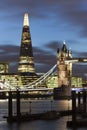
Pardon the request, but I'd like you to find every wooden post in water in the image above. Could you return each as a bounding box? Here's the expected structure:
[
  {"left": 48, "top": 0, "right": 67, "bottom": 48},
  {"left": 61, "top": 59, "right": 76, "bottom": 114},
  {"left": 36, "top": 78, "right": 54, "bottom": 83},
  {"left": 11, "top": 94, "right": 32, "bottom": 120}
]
[
  {"left": 78, "top": 91, "right": 81, "bottom": 107},
  {"left": 8, "top": 91, "right": 12, "bottom": 119},
  {"left": 72, "top": 90, "right": 76, "bottom": 127},
  {"left": 83, "top": 90, "right": 86, "bottom": 113},
  {"left": 16, "top": 88, "right": 20, "bottom": 117}
]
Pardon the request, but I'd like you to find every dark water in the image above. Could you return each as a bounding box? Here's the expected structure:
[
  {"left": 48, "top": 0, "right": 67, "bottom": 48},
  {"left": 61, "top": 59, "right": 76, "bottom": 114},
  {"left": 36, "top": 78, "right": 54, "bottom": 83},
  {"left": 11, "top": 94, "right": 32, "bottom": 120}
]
[{"left": 0, "top": 99, "right": 86, "bottom": 130}]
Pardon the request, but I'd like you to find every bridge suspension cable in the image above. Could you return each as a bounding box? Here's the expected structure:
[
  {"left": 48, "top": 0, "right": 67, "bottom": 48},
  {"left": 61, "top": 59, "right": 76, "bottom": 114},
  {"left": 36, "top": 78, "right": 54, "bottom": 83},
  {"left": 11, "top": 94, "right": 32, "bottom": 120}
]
[{"left": 22, "top": 64, "right": 57, "bottom": 89}]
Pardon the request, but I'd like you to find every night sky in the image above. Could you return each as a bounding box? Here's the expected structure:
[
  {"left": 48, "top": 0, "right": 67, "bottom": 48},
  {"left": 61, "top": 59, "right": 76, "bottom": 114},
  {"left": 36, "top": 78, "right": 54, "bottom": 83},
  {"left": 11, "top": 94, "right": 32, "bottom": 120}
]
[{"left": 0, "top": 0, "right": 87, "bottom": 78}]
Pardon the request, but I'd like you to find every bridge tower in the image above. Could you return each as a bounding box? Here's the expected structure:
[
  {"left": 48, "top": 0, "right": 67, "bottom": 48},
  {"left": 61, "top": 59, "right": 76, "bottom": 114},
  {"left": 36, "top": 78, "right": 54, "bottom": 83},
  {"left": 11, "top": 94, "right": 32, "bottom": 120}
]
[
  {"left": 18, "top": 13, "right": 35, "bottom": 73},
  {"left": 57, "top": 41, "right": 72, "bottom": 87}
]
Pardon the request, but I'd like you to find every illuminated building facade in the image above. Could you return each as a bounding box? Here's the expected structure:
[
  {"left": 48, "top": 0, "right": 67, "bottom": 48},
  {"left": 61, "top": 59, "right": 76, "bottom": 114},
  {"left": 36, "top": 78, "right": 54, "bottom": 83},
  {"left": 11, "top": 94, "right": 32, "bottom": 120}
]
[
  {"left": 0, "top": 74, "right": 21, "bottom": 89},
  {"left": 46, "top": 74, "right": 58, "bottom": 88},
  {"left": 71, "top": 76, "right": 82, "bottom": 87},
  {"left": 0, "top": 63, "right": 9, "bottom": 73},
  {"left": 18, "top": 13, "right": 35, "bottom": 73}
]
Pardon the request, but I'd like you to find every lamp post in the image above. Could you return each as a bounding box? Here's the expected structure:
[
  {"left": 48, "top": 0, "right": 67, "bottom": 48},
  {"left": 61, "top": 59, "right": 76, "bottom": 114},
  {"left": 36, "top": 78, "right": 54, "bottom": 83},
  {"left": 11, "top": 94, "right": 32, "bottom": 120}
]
[
  {"left": 50, "top": 100, "right": 53, "bottom": 111},
  {"left": 29, "top": 101, "right": 32, "bottom": 114}
]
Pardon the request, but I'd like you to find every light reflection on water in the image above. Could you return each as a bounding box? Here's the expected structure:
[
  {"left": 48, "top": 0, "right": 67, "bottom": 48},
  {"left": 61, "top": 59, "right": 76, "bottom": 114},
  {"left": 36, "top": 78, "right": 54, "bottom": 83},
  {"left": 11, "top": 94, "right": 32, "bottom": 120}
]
[{"left": 0, "top": 99, "right": 86, "bottom": 130}]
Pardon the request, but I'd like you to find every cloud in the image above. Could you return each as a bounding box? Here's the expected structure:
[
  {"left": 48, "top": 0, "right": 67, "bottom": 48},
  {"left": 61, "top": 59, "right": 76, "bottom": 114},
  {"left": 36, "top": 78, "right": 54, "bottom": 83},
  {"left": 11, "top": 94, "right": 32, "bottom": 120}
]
[
  {"left": 0, "top": 45, "right": 19, "bottom": 61},
  {"left": 0, "top": 41, "right": 86, "bottom": 79},
  {"left": 0, "top": 43, "right": 57, "bottom": 73},
  {"left": 33, "top": 44, "right": 57, "bottom": 73},
  {"left": 0, "top": 40, "right": 85, "bottom": 75},
  {"left": 44, "top": 41, "right": 62, "bottom": 51},
  {"left": 73, "top": 51, "right": 87, "bottom": 58}
]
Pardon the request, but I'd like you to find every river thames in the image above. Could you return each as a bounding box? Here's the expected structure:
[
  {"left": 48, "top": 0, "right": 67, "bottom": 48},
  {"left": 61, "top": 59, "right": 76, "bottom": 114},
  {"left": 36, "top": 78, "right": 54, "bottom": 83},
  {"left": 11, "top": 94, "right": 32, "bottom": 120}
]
[{"left": 0, "top": 98, "right": 86, "bottom": 130}]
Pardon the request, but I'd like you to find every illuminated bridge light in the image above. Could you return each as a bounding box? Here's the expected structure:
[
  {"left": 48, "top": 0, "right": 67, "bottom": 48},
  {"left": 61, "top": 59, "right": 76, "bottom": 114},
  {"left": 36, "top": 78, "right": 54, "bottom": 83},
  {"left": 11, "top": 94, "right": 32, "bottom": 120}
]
[
  {"left": 71, "top": 60, "right": 78, "bottom": 63},
  {"left": 71, "top": 88, "right": 81, "bottom": 92},
  {"left": 71, "top": 87, "right": 87, "bottom": 92},
  {"left": 83, "top": 59, "right": 87, "bottom": 62},
  {"left": 65, "top": 59, "right": 79, "bottom": 63}
]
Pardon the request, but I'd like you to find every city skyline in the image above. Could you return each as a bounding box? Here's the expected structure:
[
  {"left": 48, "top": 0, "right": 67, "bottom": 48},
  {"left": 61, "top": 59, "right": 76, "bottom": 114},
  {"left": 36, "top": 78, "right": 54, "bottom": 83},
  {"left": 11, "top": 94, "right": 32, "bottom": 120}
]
[{"left": 0, "top": 0, "right": 87, "bottom": 78}]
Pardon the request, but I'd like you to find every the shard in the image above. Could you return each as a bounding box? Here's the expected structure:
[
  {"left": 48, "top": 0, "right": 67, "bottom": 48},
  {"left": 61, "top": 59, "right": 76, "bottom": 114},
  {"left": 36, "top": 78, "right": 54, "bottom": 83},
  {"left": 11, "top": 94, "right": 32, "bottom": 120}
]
[{"left": 18, "top": 13, "right": 35, "bottom": 74}]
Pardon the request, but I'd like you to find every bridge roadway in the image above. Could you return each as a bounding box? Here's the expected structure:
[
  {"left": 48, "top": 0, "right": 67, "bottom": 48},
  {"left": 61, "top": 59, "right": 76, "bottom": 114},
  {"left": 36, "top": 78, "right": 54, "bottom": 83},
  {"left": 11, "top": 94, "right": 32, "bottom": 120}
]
[
  {"left": 0, "top": 87, "right": 54, "bottom": 99},
  {"left": 0, "top": 87, "right": 53, "bottom": 92},
  {"left": 65, "top": 57, "right": 87, "bottom": 63},
  {"left": 0, "top": 87, "right": 86, "bottom": 99}
]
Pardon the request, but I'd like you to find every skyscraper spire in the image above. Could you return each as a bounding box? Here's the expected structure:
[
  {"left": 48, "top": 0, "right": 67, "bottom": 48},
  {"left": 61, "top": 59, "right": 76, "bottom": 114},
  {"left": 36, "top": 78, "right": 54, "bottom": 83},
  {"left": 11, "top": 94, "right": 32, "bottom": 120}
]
[
  {"left": 23, "top": 13, "right": 29, "bottom": 26},
  {"left": 18, "top": 13, "right": 35, "bottom": 73}
]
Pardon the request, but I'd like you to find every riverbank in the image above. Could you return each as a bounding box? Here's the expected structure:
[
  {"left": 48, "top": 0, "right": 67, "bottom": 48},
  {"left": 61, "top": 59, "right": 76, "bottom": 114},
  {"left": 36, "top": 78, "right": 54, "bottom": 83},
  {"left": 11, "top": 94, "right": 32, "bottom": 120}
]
[{"left": 4, "top": 110, "right": 72, "bottom": 123}]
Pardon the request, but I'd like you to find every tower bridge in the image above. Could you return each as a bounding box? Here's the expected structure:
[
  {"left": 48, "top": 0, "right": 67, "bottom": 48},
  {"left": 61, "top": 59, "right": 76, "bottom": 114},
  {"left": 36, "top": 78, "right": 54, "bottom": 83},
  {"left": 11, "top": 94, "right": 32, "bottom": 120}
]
[{"left": 57, "top": 41, "right": 87, "bottom": 87}]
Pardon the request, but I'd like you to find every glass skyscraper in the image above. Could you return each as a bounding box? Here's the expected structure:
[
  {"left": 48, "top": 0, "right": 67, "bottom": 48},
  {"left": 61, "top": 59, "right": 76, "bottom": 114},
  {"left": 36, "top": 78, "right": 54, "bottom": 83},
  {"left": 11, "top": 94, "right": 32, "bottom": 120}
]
[{"left": 18, "top": 13, "right": 35, "bottom": 73}]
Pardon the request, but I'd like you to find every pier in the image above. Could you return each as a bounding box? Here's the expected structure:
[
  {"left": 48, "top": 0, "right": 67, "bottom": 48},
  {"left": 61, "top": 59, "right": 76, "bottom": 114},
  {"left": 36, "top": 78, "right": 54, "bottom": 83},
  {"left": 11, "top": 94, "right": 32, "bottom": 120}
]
[
  {"left": 5, "top": 89, "right": 61, "bottom": 123},
  {"left": 67, "top": 88, "right": 87, "bottom": 128}
]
